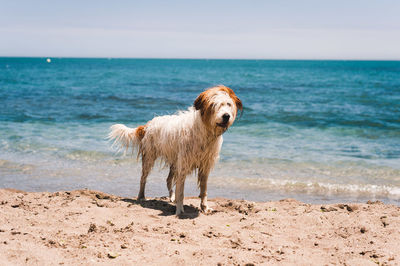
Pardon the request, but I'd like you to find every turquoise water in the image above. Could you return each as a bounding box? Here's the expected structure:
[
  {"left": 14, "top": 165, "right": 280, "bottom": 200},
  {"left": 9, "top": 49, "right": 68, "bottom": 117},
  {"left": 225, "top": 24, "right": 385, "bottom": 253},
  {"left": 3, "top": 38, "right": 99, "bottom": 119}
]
[{"left": 1, "top": 58, "right": 399, "bottom": 204}]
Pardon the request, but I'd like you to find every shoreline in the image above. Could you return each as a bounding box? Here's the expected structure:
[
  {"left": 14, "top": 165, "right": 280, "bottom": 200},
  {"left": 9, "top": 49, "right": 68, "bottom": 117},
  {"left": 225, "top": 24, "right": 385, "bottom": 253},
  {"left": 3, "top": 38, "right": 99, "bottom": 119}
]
[{"left": 1, "top": 188, "right": 399, "bottom": 265}]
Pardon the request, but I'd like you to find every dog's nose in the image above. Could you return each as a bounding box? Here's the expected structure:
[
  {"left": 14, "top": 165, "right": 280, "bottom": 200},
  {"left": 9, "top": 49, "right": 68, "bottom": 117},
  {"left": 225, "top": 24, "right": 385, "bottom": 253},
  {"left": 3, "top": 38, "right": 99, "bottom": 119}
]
[{"left": 222, "top": 113, "right": 230, "bottom": 123}]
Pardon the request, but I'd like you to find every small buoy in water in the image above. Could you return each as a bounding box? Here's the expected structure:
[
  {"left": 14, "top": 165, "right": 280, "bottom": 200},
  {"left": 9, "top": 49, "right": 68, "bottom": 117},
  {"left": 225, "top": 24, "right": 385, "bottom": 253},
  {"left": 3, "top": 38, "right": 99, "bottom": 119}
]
[{"left": 46, "top": 58, "right": 51, "bottom": 63}]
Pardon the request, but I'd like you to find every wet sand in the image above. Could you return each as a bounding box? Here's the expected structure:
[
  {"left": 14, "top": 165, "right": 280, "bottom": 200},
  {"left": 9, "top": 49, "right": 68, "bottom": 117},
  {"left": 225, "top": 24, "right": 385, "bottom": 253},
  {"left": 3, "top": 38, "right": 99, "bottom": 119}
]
[{"left": 0, "top": 188, "right": 399, "bottom": 265}]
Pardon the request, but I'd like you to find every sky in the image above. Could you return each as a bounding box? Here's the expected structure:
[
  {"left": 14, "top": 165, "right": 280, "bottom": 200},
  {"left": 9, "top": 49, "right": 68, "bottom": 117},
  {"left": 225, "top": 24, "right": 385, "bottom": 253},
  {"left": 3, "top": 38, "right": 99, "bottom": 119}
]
[{"left": 1, "top": 0, "right": 399, "bottom": 59}]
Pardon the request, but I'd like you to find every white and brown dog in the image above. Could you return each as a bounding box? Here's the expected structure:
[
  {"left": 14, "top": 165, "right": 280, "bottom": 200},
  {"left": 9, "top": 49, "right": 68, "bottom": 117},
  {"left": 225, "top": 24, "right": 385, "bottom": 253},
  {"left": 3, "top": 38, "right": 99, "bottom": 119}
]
[{"left": 109, "top": 85, "right": 242, "bottom": 215}]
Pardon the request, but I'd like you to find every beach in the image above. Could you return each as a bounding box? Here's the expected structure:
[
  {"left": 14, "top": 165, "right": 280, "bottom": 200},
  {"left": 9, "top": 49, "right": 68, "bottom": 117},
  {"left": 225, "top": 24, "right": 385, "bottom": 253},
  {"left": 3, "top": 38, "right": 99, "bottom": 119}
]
[
  {"left": 1, "top": 188, "right": 399, "bottom": 265},
  {"left": 2, "top": 0, "right": 400, "bottom": 264}
]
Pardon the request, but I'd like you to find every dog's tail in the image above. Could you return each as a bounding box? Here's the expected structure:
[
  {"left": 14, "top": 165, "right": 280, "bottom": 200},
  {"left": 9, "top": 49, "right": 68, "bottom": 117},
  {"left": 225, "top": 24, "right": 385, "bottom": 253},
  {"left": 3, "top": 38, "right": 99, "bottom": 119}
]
[{"left": 108, "top": 124, "right": 146, "bottom": 154}]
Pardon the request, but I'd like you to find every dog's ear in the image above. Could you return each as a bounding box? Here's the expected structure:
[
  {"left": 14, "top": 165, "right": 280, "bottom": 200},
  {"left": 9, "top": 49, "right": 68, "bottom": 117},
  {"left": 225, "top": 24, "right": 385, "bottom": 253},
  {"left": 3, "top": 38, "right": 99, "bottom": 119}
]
[
  {"left": 194, "top": 91, "right": 213, "bottom": 113},
  {"left": 231, "top": 93, "right": 242, "bottom": 113},
  {"left": 194, "top": 91, "right": 206, "bottom": 112}
]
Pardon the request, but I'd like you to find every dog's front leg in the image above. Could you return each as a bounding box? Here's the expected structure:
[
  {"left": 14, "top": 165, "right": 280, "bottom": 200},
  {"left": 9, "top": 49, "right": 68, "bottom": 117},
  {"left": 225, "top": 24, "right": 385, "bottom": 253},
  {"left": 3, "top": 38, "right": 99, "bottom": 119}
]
[
  {"left": 175, "top": 176, "right": 185, "bottom": 216},
  {"left": 198, "top": 169, "right": 213, "bottom": 214}
]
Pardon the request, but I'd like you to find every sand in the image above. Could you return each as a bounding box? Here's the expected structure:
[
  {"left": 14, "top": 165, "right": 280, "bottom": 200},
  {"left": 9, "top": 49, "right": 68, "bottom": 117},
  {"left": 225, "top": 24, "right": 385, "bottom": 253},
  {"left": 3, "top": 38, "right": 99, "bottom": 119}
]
[{"left": 0, "top": 188, "right": 399, "bottom": 265}]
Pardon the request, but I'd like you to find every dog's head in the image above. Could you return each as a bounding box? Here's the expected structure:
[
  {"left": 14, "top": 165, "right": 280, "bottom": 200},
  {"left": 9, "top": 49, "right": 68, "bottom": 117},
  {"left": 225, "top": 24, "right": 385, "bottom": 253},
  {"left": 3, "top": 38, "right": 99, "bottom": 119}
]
[{"left": 194, "top": 85, "right": 242, "bottom": 135}]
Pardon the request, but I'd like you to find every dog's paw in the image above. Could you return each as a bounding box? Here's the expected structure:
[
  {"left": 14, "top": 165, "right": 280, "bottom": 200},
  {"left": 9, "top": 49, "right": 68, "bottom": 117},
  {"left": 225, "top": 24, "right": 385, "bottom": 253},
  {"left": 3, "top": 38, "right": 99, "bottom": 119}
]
[
  {"left": 170, "top": 192, "right": 175, "bottom": 203},
  {"left": 175, "top": 206, "right": 185, "bottom": 216},
  {"left": 201, "top": 205, "right": 214, "bottom": 214}
]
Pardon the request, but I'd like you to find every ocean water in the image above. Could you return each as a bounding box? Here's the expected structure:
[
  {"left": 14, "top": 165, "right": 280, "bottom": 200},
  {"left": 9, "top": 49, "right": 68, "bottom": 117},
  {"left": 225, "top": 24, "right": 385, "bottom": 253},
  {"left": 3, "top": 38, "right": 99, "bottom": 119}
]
[{"left": 1, "top": 58, "right": 399, "bottom": 205}]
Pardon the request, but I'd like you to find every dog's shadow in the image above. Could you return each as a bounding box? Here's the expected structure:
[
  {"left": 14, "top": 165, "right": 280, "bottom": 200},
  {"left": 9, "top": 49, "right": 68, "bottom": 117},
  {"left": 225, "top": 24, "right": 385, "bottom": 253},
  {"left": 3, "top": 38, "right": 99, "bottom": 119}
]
[{"left": 121, "top": 198, "right": 200, "bottom": 219}]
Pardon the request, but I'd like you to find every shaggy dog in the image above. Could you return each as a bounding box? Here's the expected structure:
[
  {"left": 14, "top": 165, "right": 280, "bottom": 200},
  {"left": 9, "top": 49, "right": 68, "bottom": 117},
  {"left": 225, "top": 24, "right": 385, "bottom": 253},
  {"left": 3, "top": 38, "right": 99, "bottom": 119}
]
[{"left": 108, "top": 85, "right": 242, "bottom": 215}]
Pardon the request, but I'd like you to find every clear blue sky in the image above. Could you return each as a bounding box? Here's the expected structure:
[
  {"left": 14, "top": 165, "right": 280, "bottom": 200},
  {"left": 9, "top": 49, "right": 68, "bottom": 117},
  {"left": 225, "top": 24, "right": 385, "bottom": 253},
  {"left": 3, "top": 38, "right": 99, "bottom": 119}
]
[{"left": 1, "top": 0, "right": 399, "bottom": 59}]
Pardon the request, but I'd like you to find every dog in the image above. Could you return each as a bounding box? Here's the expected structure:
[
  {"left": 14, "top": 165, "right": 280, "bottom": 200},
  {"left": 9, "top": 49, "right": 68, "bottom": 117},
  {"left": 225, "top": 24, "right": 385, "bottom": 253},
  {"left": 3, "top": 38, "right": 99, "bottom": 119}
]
[{"left": 108, "top": 85, "right": 242, "bottom": 215}]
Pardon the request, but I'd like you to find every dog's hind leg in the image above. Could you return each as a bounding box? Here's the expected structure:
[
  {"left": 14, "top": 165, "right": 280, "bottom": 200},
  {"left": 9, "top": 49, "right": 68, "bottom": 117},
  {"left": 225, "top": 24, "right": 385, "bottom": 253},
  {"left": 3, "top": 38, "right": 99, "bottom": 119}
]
[
  {"left": 166, "top": 165, "right": 175, "bottom": 203},
  {"left": 138, "top": 153, "right": 156, "bottom": 200}
]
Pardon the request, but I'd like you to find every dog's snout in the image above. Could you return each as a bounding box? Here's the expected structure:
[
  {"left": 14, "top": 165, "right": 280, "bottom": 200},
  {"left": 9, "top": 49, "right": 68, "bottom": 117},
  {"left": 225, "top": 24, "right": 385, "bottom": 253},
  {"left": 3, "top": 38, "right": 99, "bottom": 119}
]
[{"left": 222, "top": 113, "right": 230, "bottom": 123}]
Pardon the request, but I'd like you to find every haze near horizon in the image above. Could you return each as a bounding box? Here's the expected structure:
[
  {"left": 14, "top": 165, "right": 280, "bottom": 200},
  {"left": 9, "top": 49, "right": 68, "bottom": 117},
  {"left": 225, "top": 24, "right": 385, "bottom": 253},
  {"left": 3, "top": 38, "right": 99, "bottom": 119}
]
[{"left": 1, "top": 0, "right": 399, "bottom": 60}]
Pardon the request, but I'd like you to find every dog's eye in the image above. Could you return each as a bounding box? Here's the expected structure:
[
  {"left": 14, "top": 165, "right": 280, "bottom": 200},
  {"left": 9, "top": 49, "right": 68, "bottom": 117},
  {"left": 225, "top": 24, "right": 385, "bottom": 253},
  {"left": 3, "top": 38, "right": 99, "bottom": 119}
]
[{"left": 227, "top": 103, "right": 232, "bottom": 107}]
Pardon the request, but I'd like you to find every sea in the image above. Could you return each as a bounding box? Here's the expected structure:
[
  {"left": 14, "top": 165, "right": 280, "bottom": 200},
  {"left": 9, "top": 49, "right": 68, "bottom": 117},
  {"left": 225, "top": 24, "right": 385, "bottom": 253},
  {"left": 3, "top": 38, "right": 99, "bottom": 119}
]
[{"left": 1, "top": 58, "right": 399, "bottom": 205}]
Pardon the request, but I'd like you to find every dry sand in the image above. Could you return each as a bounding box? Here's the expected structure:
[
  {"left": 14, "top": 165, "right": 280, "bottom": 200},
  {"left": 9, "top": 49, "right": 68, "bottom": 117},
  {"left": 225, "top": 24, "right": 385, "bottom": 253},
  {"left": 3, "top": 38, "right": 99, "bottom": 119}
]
[{"left": 0, "top": 188, "right": 399, "bottom": 265}]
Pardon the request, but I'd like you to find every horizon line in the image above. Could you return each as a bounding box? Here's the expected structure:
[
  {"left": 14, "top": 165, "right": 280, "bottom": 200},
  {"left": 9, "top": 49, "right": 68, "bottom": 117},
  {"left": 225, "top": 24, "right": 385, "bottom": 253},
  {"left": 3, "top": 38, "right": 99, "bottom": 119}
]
[{"left": 1, "top": 56, "right": 400, "bottom": 62}]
